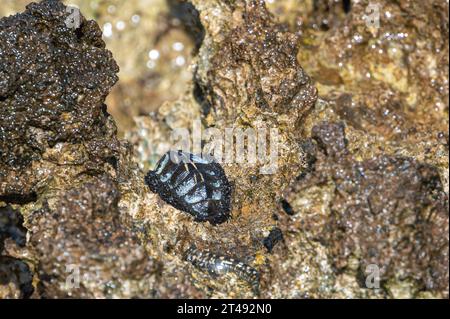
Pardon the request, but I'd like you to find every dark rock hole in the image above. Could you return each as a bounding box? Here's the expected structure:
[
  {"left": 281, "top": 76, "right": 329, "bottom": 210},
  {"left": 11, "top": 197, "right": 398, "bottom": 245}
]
[
  {"left": 167, "top": 0, "right": 205, "bottom": 52},
  {"left": 342, "top": 0, "right": 352, "bottom": 14}
]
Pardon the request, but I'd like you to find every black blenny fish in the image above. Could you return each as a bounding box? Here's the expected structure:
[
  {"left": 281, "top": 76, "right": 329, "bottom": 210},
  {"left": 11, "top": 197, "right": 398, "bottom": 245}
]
[
  {"left": 145, "top": 150, "right": 232, "bottom": 225},
  {"left": 184, "top": 245, "right": 260, "bottom": 296}
]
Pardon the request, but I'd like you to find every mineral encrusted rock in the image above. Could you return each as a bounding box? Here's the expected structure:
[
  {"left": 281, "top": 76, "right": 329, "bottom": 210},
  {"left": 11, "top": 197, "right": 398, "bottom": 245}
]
[
  {"left": 0, "top": 0, "right": 119, "bottom": 201},
  {"left": 0, "top": 0, "right": 448, "bottom": 299},
  {"left": 27, "top": 176, "right": 160, "bottom": 298},
  {"left": 281, "top": 122, "right": 449, "bottom": 297},
  {"left": 128, "top": 0, "right": 320, "bottom": 298},
  {"left": 0, "top": 0, "right": 201, "bottom": 299},
  {"left": 0, "top": 205, "right": 33, "bottom": 298}
]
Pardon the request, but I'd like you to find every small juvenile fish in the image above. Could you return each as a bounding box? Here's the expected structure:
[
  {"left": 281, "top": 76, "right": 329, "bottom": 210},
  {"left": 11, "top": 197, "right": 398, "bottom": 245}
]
[{"left": 184, "top": 245, "right": 260, "bottom": 295}]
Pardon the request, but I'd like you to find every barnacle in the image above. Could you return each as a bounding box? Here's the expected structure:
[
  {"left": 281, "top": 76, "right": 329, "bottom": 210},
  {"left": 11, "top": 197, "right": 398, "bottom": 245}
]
[
  {"left": 145, "top": 150, "right": 232, "bottom": 225},
  {"left": 184, "top": 245, "right": 260, "bottom": 296}
]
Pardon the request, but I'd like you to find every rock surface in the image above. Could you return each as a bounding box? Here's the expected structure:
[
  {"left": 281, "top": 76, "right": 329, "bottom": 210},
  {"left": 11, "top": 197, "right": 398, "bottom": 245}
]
[
  {"left": 0, "top": 0, "right": 448, "bottom": 299},
  {"left": 0, "top": 205, "right": 33, "bottom": 299},
  {"left": 0, "top": 0, "right": 120, "bottom": 201}
]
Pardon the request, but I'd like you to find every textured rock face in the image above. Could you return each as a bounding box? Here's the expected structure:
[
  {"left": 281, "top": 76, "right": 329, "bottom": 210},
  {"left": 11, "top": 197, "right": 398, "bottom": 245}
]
[
  {"left": 0, "top": 0, "right": 448, "bottom": 299},
  {"left": 0, "top": 0, "right": 204, "bottom": 299},
  {"left": 280, "top": 122, "right": 449, "bottom": 297},
  {"left": 0, "top": 0, "right": 119, "bottom": 200},
  {"left": 197, "top": 1, "right": 317, "bottom": 119},
  {"left": 193, "top": 1, "right": 318, "bottom": 216},
  {"left": 27, "top": 176, "right": 160, "bottom": 298},
  {"left": 171, "top": 0, "right": 319, "bottom": 264},
  {"left": 0, "top": 256, "right": 34, "bottom": 299},
  {"left": 0, "top": 205, "right": 33, "bottom": 299},
  {"left": 0, "top": 205, "right": 27, "bottom": 253}
]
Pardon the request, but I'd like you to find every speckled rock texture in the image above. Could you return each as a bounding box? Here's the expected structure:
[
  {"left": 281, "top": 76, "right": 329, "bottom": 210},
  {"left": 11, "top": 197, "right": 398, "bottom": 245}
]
[
  {"left": 126, "top": 0, "right": 320, "bottom": 298},
  {"left": 0, "top": 0, "right": 119, "bottom": 201},
  {"left": 0, "top": 0, "right": 202, "bottom": 299},
  {"left": 0, "top": 0, "right": 448, "bottom": 299},
  {"left": 27, "top": 176, "right": 161, "bottom": 298},
  {"left": 281, "top": 122, "right": 448, "bottom": 297},
  {"left": 0, "top": 205, "right": 33, "bottom": 299}
]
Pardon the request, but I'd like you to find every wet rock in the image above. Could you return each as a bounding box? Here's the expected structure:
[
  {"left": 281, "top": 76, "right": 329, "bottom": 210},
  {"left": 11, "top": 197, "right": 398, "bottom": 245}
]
[
  {"left": 125, "top": 0, "right": 320, "bottom": 297},
  {"left": 194, "top": 0, "right": 317, "bottom": 206},
  {"left": 0, "top": 256, "right": 34, "bottom": 299},
  {"left": 27, "top": 176, "right": 160, "bottom": 298},
  {"left": 283, "top": 122, "right": 449, "bottom": 297},
  {"left": 0, "top": 1, "right": 197, "bottom": 299},
  {"left": 1, "top": 0, "right": 448, "bottom": 299},
  {"left": 327, "top": 155, "right": 448, "bottom": 295},
  {"left": 0, "top": 205, "right": 27, "bottom": 252},
  {"left": 203, "top": 1, "right": 317, "bottom": 117},
  {"left": 311, "top": 121, "right": 348, "bottom": 158},
  {"left": 0, "top": 205, "right": 34, "bottom": 299},
  {"left": 0, "top": 0, "right": 119, "bottom": 200},
  {"left": 297, "top": 0, "right": 448, "bottom": 146},
  {"left": 193, "top": 0, "right": 318, "bottom": 134},
  {"left": 266, "top": 0, "right": 351, "bottom": 34}
]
